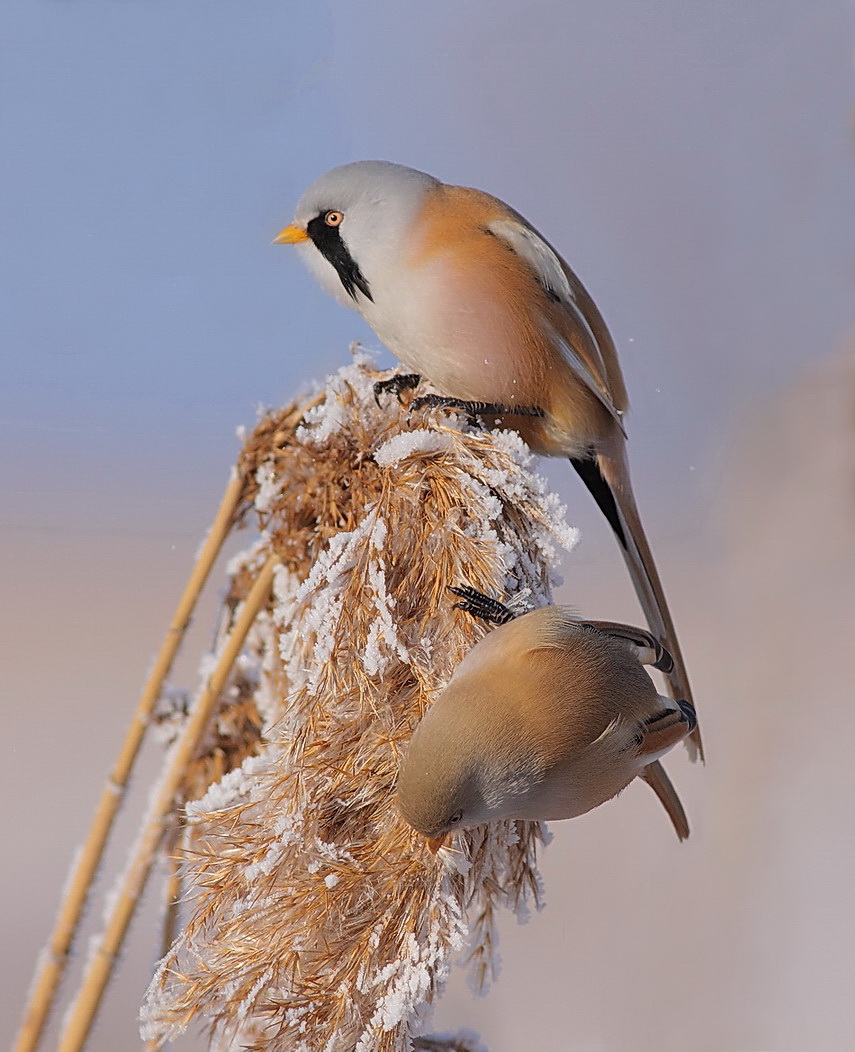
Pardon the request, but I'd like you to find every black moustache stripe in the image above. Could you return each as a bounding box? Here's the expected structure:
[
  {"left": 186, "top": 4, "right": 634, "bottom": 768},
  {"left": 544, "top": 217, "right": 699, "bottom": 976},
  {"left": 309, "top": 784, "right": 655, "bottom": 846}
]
[{"left": 306, "top": 215, "right": 373, "bottom": 302}]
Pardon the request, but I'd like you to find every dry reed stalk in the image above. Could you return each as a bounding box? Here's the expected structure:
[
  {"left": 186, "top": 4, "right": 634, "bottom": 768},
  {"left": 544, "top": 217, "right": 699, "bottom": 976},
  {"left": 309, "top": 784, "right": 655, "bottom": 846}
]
[
  {"left": 14, "top": 470, "right": 247, "bottom": 1052},
  {"left": 141, "top": 353, "right": 579, "bottom": 1051},
  {"left": 57, "top": 555, "right": 278, "bottom": 1051}
]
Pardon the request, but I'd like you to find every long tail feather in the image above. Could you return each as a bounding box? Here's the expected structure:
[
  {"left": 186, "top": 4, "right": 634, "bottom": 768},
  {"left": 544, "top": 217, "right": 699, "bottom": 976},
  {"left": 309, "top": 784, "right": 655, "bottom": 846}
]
[
  {"left": 571, "top": 443, "right": 703, "bottom": 761},
  {"left": 640, "top": 760, "right": 690, "bottom": 841}
]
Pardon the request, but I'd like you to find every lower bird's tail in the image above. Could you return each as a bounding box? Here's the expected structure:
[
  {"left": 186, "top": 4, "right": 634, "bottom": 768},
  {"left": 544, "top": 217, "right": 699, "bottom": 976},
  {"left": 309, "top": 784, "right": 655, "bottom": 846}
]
[{"left": 641, "top": 760, "right": 691, "bottom": 840}]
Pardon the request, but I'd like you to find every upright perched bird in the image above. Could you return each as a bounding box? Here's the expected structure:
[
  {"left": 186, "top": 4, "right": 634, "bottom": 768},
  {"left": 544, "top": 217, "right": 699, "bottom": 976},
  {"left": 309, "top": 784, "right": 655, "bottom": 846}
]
[
  {"left": 276, "top": 160, "right": 700, "bottom": 757},
  {"left": 395, "top": 602, "right": 697, "bottom": 848}
]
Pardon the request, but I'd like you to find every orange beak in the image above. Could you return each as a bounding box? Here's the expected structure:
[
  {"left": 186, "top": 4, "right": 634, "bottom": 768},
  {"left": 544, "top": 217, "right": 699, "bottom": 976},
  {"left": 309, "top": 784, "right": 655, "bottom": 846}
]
[
  {"left": 273, "top": 223, "right": 309, "bottom": 245},
  {"left": 426, "top": 835, "right": 447, "bottom": 854}
]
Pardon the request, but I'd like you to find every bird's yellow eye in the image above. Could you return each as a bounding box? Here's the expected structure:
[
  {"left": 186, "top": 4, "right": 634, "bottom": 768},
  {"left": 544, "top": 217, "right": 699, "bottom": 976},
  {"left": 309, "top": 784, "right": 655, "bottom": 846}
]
[
  {"left": 448, "top": 810, "right": 463, "bottom": 825},
  {"left": 324, "top": 210, "right": 344, "bottom": 227}
]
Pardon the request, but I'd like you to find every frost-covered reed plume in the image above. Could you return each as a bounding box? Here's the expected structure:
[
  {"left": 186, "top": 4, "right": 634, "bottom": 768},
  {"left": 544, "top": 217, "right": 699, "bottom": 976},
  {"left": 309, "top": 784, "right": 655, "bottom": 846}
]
[{"left": 141, "top": 353, "right": 578, "bottom": 1051}]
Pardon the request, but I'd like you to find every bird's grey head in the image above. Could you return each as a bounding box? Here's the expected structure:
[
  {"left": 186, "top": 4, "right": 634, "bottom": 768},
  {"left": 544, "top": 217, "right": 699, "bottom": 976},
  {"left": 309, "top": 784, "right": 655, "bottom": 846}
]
[{"left": 288, "top": 160, "right": 439, "bottom": 310}]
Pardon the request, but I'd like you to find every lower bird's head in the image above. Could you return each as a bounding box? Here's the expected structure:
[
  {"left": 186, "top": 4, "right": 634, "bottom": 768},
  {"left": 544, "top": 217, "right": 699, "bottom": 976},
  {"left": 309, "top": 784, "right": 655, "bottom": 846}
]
[
  {"left": 396, "top": 754, "right": 482, "bottom": 844},
  {"left": 396, "top": 692, "right": 546, "bottom": 848}
]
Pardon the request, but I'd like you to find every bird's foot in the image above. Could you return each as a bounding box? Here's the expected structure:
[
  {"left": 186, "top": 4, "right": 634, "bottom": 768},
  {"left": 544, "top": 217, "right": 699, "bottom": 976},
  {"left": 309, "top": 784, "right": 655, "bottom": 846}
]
[
  {"left": 448, "top": 585, "right": 517, "bottom": 625},
  {"left": 409, "top": 394, "right": 545, "bottom": 427},
  {"left": 373, "top": 372, "right": 422, "bottom": 407}
]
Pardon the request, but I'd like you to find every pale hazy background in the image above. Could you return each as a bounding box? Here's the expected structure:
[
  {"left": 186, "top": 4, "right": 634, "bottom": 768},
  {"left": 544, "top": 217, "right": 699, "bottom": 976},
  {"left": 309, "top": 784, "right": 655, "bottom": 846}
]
[{"left": 2, "top": 2, "right": 854, "bottom": 1049}]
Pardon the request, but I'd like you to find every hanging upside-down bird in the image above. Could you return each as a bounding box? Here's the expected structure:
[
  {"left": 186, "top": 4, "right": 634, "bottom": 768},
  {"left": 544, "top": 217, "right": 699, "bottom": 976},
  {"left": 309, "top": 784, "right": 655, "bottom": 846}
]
[
  {"left": 275, "top": 160, "right": 701, "bottom": 760},
  {"left": 395, "top": 588, "right": 697, "bottom": 848}
]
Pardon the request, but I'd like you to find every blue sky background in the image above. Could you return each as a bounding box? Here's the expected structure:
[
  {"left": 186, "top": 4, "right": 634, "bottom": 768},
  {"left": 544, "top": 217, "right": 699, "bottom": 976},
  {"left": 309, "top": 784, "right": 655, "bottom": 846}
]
[
  {"left": 3, "top": 0, "right": 852, "bottom": 538},
  {"left": 2, "top": 2, "right": 854, "bottom": 1049}
]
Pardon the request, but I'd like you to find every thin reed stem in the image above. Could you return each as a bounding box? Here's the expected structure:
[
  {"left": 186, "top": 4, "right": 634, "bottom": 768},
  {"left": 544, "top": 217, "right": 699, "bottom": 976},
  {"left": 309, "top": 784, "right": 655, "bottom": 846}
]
[
  {"left": 56, "top": 554, "right": 277, "bottom": 1052},
  {"left": 14, "top": 469, "right": 246, "bottom": 1052}
]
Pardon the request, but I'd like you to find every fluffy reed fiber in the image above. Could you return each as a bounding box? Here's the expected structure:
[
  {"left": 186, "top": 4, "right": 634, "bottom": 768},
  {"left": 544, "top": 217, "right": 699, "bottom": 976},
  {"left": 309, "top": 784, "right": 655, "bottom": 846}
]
[{"left": 141, "top": 352, "right": 578, "bottom": 1051}]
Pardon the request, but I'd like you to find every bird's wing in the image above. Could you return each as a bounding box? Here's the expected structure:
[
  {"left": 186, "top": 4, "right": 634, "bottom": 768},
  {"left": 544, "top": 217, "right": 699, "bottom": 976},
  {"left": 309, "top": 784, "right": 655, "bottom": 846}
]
[
  {"left": 573, "top": 619, "right": 674, "bottom": 672},
  {"left": 487, "top": 217, "right": 626, "bottom": 433},
  {"left": 487, "top": 218, "right": 576, "bottom": 304},
  {"left": 522, "top": 608, "right": 670, "bottom": 669}
]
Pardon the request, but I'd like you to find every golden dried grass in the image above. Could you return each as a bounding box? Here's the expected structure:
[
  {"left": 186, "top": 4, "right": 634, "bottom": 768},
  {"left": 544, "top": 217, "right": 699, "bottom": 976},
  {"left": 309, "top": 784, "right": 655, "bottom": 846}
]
[{"left": 137, "top": 352, "right": 578, "bottom": 1051}]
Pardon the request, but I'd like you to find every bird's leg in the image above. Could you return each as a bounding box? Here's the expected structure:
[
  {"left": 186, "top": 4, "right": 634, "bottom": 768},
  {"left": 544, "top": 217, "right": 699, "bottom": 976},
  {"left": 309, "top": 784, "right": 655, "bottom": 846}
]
[
  {"left": 577, "top": 620, "right": 674, "bottom": 672},
  {"left": 637, "top": 700, "right": 697, "bottom": 760},
  {"left": 410, "top": 394, "right": 545, "bottom": 427},
  {"left": 448, "top": 585, "right": 517, "bottom": 625},
  {"left": 373, "top": 372, "right": 422, "bottom": 407}
]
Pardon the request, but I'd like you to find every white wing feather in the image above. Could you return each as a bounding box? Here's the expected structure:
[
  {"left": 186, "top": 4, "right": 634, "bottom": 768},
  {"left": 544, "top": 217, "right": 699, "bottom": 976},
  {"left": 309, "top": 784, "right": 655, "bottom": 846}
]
[{"left": 487, "top": 218, "right": 625, "bottom": 434}]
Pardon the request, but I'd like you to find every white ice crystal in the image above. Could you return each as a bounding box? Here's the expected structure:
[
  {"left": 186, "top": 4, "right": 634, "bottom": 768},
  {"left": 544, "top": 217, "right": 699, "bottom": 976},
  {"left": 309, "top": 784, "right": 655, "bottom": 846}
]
[{"left": 373, "top": 429, "right": 456, "bottom": 467}]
